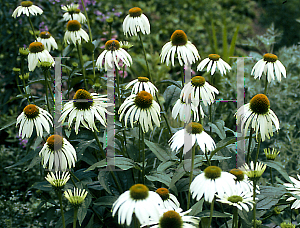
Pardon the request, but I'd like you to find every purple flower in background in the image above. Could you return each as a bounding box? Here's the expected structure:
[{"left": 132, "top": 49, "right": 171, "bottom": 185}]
[{"left": 39, "top": 22, "right": 49, "bottom": 32}]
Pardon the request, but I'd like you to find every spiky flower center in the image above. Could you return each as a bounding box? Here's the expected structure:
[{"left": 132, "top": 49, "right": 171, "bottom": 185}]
[
  {"left": 249, "top": 94, "right": 270, "bottom": 115},
  {"left": 228, "top": 195, "right": 243, "bottom": 203},
  {"left": 67, "top": 20, "right": 81, "bottom": 31},
  {"left": 21, "top": 1, "right": 33, "bottom": 7},
  {"left": 23, "top": 104, "right": 39, "bottom": 119},
  {"left": 159, "top": 211, "right": 183, "bottom": 228},
  {"left": 204, "top": 166, "right": 222, "bottom": 179},
  {"left": 208, "top": 54, "right": 220, "bottom": 61},
  {"left": 29, "top": 42, "right": 44, "bottom": 53},
  {"left": 73, "top": 89, "right": 93, "bottom": 110},
  {"left": 156, "top": 188, "right": 170, "bottom": 201},
  {"left": 263, "top": 53, "right": 278, "bottom": 63},
  {"left": 47, "top": 135, "right": 63, "bottom": 151},
  {"left": 130, "top": 184, "right": 149, "bottom": 200},
  {"left": 105, "top": 40, "right": 120, "bottom": 51},
  {"left": 74, "top": 8, "right": 81, "bottom": 14},
  {"left": 230, "top": 169, "right": 244, "bottom": 181},
  {"left": 186, "top": 122, "right": 204, "bottom": 134},
  {"left": 40, "top": 31, "right": 51, "bottom": 39},
  {"left": 138, "top": 77, "right": 149, "bottom": 82},
  {"left": 129, "top": 7, "right": 142, "bottom": 17},
  {"left": 171, "top": 30, "right": 188, "bottom": 46},
  {"left": 134, "top": 91, "right": 153, "bottom": 109},
  {"left": 191, "top": 76, "right": 205, "bottom": 87}
]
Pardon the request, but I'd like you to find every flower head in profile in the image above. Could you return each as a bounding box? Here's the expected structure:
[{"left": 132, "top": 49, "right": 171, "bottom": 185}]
[
  {"left": 118, "top": 91, "right": 160, "bottom": 133},
  {"left": 16, "top": 104, "right": 52, "bottom": 139},
  {"left": 217, "top": 188, "right": 254, "bottom": 212},
  {"left": 284, "top": 174, "right": 300, "bottom": 209},
  {"left": 64, "top": 20, "right": 89, "bottom": 45},
  {"left": 61, "top": 3, "right": 87, "bottom": 23},
  {"left": 28, "top": 42, "right": 54, "bottom": 71},
  {"left": 235, "top": 94, "right": 279, "bottom": 141},
  {"left": 125, "top": 77, "right": 158, "bottom": 96},
  {"left": 64, "top": 188, "right": 88, "bottom": 207},
  {"left": 251, "top": 53, "right": 286, "bottom": 82},
  {"left": 180, "top": 76, "right": 219, "bottom": 107},
  {"left": 239, "top": 161, "right": 266, "bottom": 181},
  {"left": 59, "top": 89, "right": 112, "bottom": 135},
  {"left": 45, "top": 171, "right": 70, "bottom": 189},
  {"left": 112, "top": 184, "right": 163, "bottom": 226},
  {"left": 141, "top": 208, "right": 200, "bottom": 228},
  {"left": 172, "top": 96, "right": 203, "bottom": 123},
  {"left": 39, "top": 134, "right": 77, "bottom": 171},
  {"left": 280, "top": 222, "right": 296, "bottom": 228},
  {"left": 190, "top": 166, "right": 236, "bottom": 202},
  {"left": 12, "top": 1, "right": 43, "bottom": 18},
  {"left": 169, "top": 122, "right": 215, "bottom": 154},
  {"left": 264, "top": 148, "right": 280, "bottom": 160},
  {"left": 161, "top": 30, "right": 200, "bottom": 66},
  {"left": 96, "top": 40, "right": 132, "bottom": 71},
  {"left": 123, "top": 7, "right": 150, "bottom": 36},
  {"left": 197, "top": 54, "right": 231, "bottom": 75},
  {"left": 156, "top": 188, "right": 180, "bottom": 210},
  {"left": 230, "top": 168, "right": 255, "bottom": 193},
  {"left": 37, "top": 31, "right": 58, "bottom": 51}
]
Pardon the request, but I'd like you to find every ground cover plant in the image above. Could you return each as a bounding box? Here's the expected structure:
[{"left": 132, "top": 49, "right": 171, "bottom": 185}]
[{"left": 1, "top": 0, "right": 300, "bottom": 227}]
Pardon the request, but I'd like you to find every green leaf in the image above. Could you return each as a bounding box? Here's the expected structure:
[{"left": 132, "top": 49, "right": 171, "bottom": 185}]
[
  {"left": 98, "top": 171, "right": 112, "bottom": 195},
  {"left": 86, "top": 214, "right": 94, "bottom": 228},
  {"left": 198, "top": 210, "right": 232, "bottom": 218},
  {"left": 157, "top": 79, "right": 182, "bottom": 89},
  {"left": 25, "top": 156, "right": 41, "bottom": 171},
  {"left": 6, "top": 148, "right": 38, "bottom": 168},
  {"left": 262, "top": 160, "right": 291, "bottom": 182},
  {"left": 229, "top": 25, "right": 239, "bottom": 57},
  {"left": 146, "top": 173, "right": 171, "bottom": 186},
  {"left": 83, "top": 41, "right": 95, "bottom": 53},
  {"left": 222, "top": 16, "right": 228, "bottom": 62},
  {"left": 0, "top": 119, "right": 17, "bottom": 131},
  {"left": 63, "top": 44, "right": 74, "bottom": 57},
  {"left": 31, "top": 181, "right": 52, "bottom": 192},
  {"left": 55, "top": 209, "right": 74, "bottom": 228},
  {"left": 189, "top": 198, "right": 204, "bottom": 216},
  {"left": 94, "top": 196, "right": 118, "bottom": 206},
  {"left": 85, "top": 157, "right": 136, "bottom": 172},
  {"left": 85, "top": 159, "right": 106, "bottom": 171},
  {"left": 208, "top": 120, "right": 226, "bottom": 139},
  {"left": 78, "top": 194, "right": 92, "bottom": 226},
  {"left": 163, "top": 85, "right": 181, "bottom": 110},
  {"left": 157, "top": 161, "right": 177, "bottom": 173},
  {"left": 144, "top": 139, "right": 175, "bottom": 162}
]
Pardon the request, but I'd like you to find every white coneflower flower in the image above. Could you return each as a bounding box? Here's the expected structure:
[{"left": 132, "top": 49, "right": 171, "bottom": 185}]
[
  {"left": 16, "top": 104, "right": 52, "bottom": 139},
  {"left": 59, "top": 89, "right": 112, "bottom": 135},
  {"left": 197, "top": 54, "right": 231, "bottom": 75},
  {"left": 264, "top": 148, "right": 280, "bottom": 160},
  {"left": 125, "top": 77, "right": 157, "bottom": 96},
  {"left": 64, "top": 187, "right": 88, "bottom": 207},
  {"left": 61, "top": 3, "right": 87, "bottom": 23},
  {"left": 230, "top": 169, "right": 255, "bottom": 194},
  {"left": 156, "top": 188, "right": 180, "bottom": 210},
  {"left": 172, "top": 96, "right": 203, "bottom": 123},
  {"left": 284, "top": 175, "right": 300, "bottom": 209},
  {"left": 217, "top": 188, "right": 254, "bottom": 212},
  {"left": 12, "top": 1, "right": 43, "bottom": 18},
  {"left": 141, "top": 208, "right": 200, "bottom": 228},
  {"left": 239, "top": 161, "right": 267, "bottom": 181},
  {"left": 45, "top": 171, "right": 70, "bottom": 189},
  {"left": 280, "top": 222, "right": 296, "bottom": 228},
  {"left": 64, "top": 20, "right": 89, "bottom": 45},
  {"left": 251, "top": 53, "right": 286, "bottom": 82},
  {"left": 96, "top": 39, "right": 132, "bottom": 71},
  {"left": 169, "top": 122, "right": 215, "bottom": 154},
  {"left": 112, "top": 184, "right": 164, "bottom": 226},
  {"left": 39, "top": 135, "right": 77, "bottom": 171},
  {"left": 161, "top": 30, "right": 200, "bottom": 66},
  {"left": 180, "top": 76, "right": 219, "bottom": 107},
  {"left": 235, "top": 94, "right": 280, "bottom": 141},
  {"left": 36, "top": 31, "right": 58, "bottom": 52},
  {"left": 28, "top": 41, "right": 54, "bottom": 71},
  {"left": 118, "top": 91, "right": 160, "bottom": 133},
  {"left": 190, "top": 166, "right": 236, "bottom": 203},
  {"left": 123, "top": 7, "right": 150, "bottom": 36}
]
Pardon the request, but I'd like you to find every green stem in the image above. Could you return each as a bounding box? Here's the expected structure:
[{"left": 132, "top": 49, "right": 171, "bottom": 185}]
[
  {"left": 270, "top": 167, "right": 273, "bottom": 185},
  {"left": 43, "top": 70, "right": 51, "bottom": 113},
  {"left": 254, "top": 135, "right": 261, "bottom": 169},
  {"left": 141, "top": 124, "right": 145, "bottom": 185},
  {"left": 180, "top": 66, "right": 185, "bottom": 87},
  {"left": 76, "top": 42, "right": 88, "bottom": 90},
  {"left": 27, "top": 16, "right": 37, "bottom": 40},
  {"left": 80, "top": 0, "right": 96, "bottom": 79},
  {"left": 246, "top": 128, "right": 253, "bottom": 165},
  {"left": 115, "top": 65, "right": 121, "bottom": 107},
  {"left": 253, "top": 180, "right": 257, "bottom": 228},
  {"left": 264, "top": 74, "right": 268, "bottom": 95},
  {"left": 137, "top": 32, "right": 172, "bottom": 137},
  {"left": 92, "top": 131, "right": 107, "bottom": 159},
  {"left": 209, "top": 197, "right": 215, "bottom": 227},
  {"left": 57, "top": 190, "right": 66, "bottom": 228},
  {"left": 73, "top": 207, "right": 78, "bottom": 228},
  {"left": 15, "top": 74, "right": 23, "bottom": 96},
  {"left": 187, "top": 145, "right": 196, "bottom": 210},
  {"left": 109, "top": 23, "right": 112, "bottom": 40},
  {"left": 20, "top": 57, "right": 30, "bottom": 103},
  {"left": 205, "top": 148, "right": 211, "bottom": 166},
  {"left": 46, "top": 71, "right": 55, "bottom": 101},
  {"left": 232, "top": 207, "right": 238, "bottom": 228}
]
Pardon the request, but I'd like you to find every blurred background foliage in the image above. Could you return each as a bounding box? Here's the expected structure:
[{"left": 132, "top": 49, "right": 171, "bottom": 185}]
[{"left": 1, "top": 0, "right": 300, "bottom": 227}]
